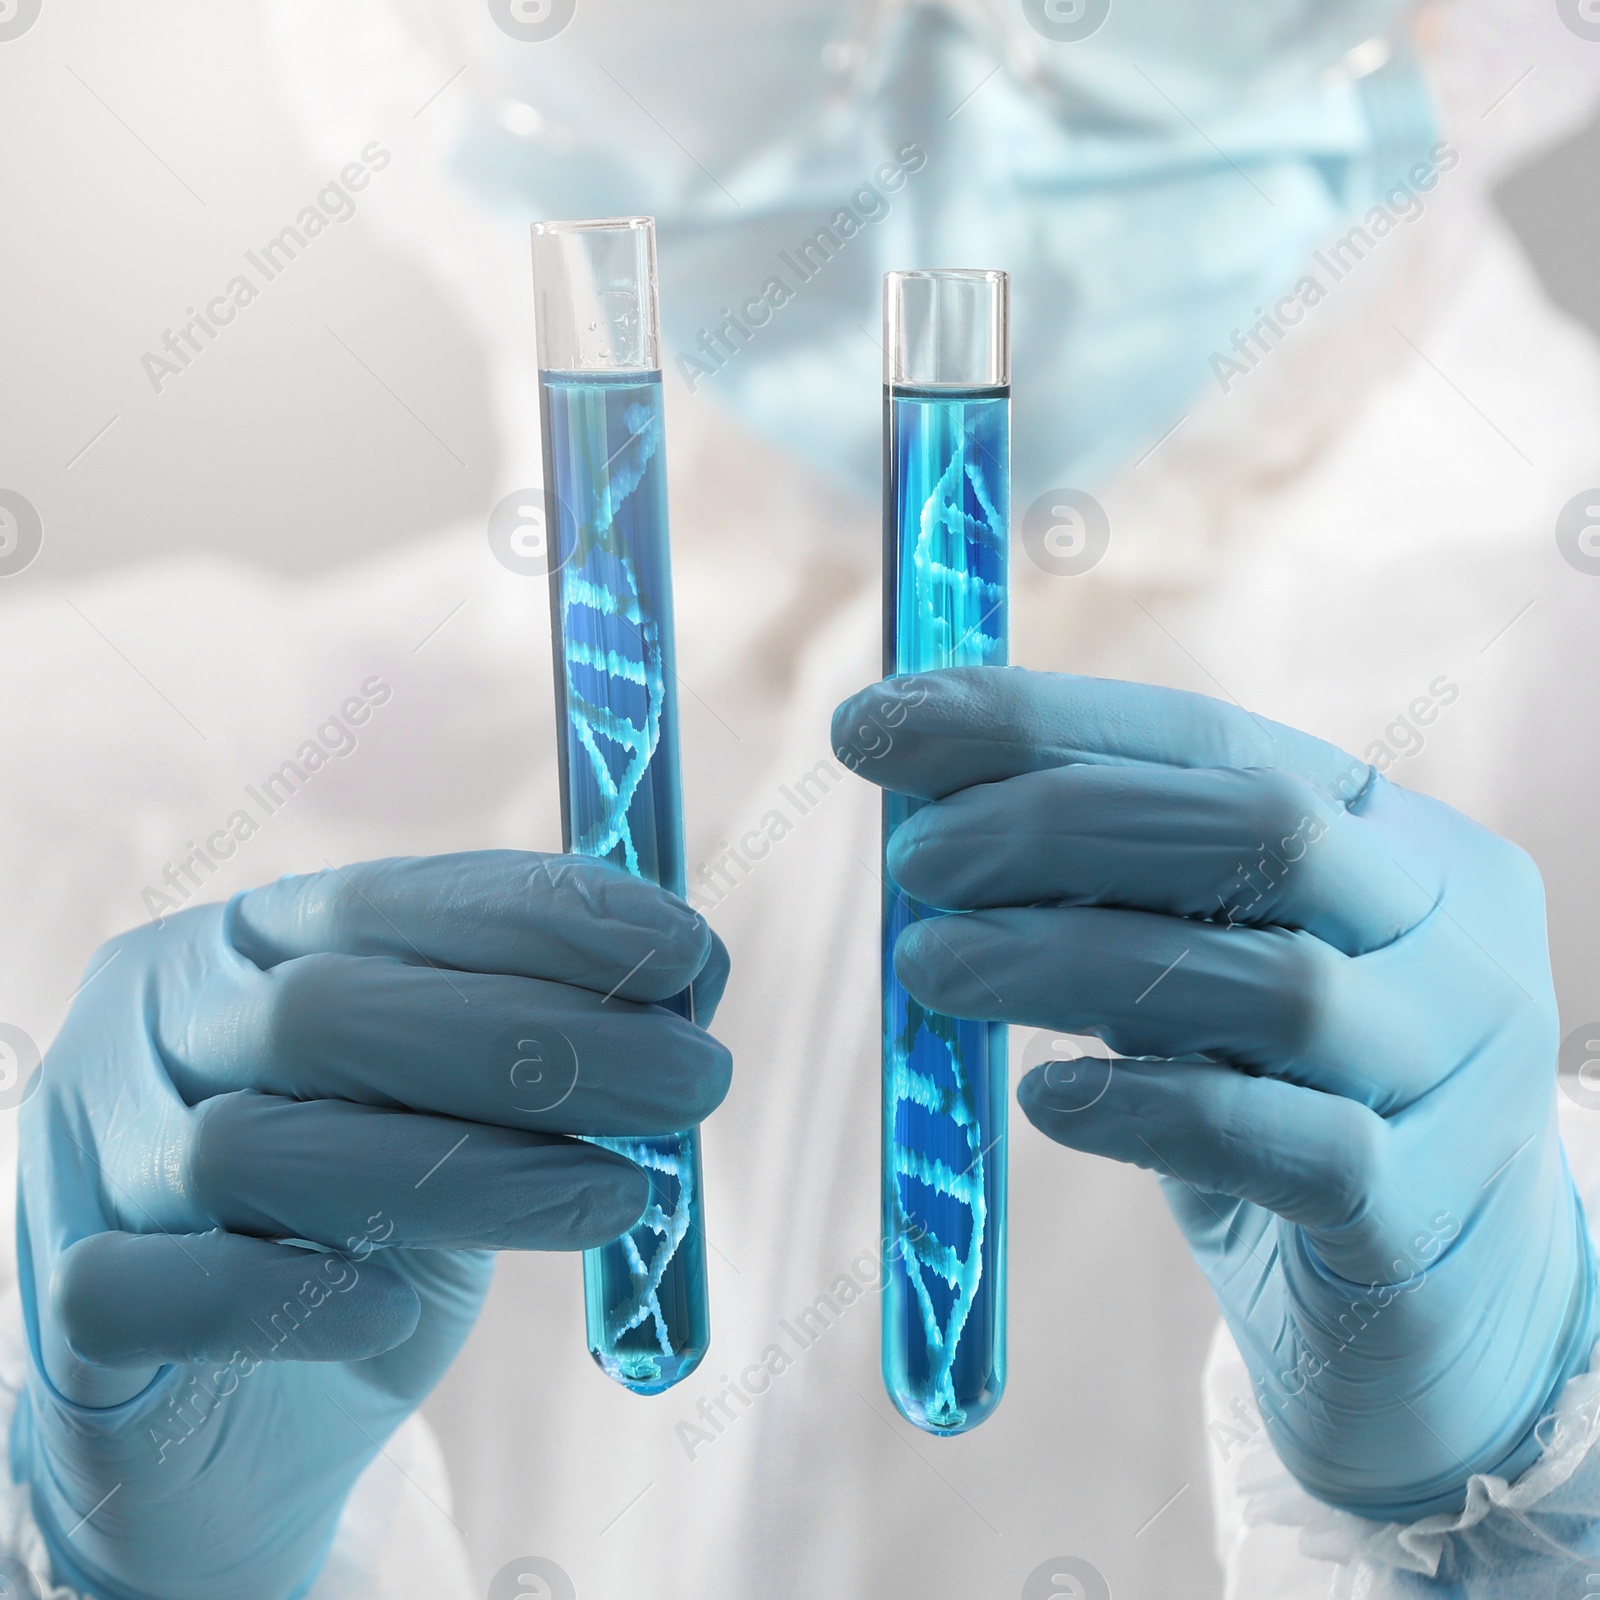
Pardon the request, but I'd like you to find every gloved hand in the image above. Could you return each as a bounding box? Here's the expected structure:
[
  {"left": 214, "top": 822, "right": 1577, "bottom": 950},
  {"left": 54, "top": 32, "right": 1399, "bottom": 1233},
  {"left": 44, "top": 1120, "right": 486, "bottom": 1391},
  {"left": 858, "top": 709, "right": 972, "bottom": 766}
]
[
  {"left": 834, "top": 667, "right": 1599, "bottom": 1521},
  {"left": 14, "top": 851, "right": 730, "bottom": 1600}
]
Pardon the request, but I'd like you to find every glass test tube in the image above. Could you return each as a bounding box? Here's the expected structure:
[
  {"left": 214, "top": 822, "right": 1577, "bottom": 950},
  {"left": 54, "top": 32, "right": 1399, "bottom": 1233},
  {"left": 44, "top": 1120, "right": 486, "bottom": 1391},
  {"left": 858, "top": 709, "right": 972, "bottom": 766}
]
[
  {"left": 531, "top": 216, "right": 709, "bottom": 1394},
  {"left": 880, "top": 269, "right": 1010, "bottom": 1434}
]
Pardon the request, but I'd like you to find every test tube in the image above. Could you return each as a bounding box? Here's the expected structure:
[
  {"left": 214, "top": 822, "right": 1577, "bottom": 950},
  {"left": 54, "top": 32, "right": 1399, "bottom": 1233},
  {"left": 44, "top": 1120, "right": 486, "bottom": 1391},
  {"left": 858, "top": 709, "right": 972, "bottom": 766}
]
[
  {"left": 880, "top": 269, "right": 1010, "bottom": 1434},
  {"left": 531, "top": 216, "right": 709, "bottom": 1394}
]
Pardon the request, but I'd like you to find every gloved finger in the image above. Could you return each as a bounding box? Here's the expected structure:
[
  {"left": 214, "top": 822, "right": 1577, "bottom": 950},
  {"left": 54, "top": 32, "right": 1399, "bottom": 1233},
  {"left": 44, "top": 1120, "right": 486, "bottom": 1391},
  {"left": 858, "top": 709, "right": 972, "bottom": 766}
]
[
  {"left": 689, "top": 925, "right": 731, "bottom": 1023},
  {"left": 176, "top": 1093, "right": 650, "bottom": 1252},
  {"left": 897, "top": 906, "right": 1462, "bottom": 1111},
  {"left": 50, "top": 1230, "right": 421, "bottom": 1373},
  {"left": 169, "top": 953, "right": 733, "bottom": 1134},
  {"left": 832, "top": 668, "right": 1365, "bottom": 803},
  {"left": 1017, "top": 1055, "right": 1390, "bottom": 1253},
  {"left": 888, "top": 765, "right": 1433, "bottom": 956},
  {"left": 230, "top": 851, "right": 717, "bottom": 1005}
]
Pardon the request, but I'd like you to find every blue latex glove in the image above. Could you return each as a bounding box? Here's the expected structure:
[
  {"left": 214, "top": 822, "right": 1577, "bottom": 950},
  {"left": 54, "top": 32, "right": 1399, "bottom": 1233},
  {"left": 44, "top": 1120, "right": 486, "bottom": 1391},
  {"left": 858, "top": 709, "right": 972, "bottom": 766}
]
[
  {"left": 13, "top": 851, "right": 730, "bottom": 1600},
  {"left": 834, "top": 668, "right": 1599, "bottom": 1521}
]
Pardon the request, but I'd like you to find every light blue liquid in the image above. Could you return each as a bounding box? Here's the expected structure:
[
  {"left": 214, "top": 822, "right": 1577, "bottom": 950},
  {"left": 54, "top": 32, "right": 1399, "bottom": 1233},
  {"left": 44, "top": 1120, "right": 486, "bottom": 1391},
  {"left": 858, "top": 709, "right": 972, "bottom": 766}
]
[
  {"left": 882, "top": 385, "right": 1009, "bottom": 1434},
  {"left": 540, "top": 369, "right": 709, "bottom": 1395}
]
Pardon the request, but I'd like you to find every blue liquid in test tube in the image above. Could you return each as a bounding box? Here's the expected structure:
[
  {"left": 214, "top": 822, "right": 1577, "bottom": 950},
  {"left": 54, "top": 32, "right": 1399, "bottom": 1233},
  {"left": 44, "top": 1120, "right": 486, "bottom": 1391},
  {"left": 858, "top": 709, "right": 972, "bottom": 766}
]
[
  {"left": 532, "top": 216, "right": 708, "bottom": 1394},
  {"left": 880, "top": 269, "right": 1010, "bottom": 1434}
]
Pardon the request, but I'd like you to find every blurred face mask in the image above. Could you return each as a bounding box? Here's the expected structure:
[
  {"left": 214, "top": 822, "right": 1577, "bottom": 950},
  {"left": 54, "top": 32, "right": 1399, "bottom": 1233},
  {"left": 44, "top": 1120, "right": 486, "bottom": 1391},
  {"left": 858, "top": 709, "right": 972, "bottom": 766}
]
[{"left": 456, "top": 0, "right": 1438, "bottom": 501}]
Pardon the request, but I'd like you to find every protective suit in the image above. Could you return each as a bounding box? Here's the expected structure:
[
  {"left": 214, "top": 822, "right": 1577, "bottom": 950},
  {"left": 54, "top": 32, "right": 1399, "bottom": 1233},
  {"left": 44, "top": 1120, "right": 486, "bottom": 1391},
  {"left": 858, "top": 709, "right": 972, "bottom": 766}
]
[{"left": 3, "top": 0, "right": 1600, "bottom": 1595}]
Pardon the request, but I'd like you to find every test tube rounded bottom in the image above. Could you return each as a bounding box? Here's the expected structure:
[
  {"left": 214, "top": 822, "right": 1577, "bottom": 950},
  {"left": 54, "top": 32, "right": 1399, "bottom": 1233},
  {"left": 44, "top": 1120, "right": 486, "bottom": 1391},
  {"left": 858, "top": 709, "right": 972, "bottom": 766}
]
[{"left": 583, "top": 1128, "right": 710, "bottom": 1394}]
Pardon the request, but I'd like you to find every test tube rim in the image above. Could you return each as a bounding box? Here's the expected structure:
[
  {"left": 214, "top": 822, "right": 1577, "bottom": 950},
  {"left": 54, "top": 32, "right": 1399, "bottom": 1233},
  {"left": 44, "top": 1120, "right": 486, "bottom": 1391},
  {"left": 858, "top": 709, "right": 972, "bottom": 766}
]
[
  {"left": 882, "top": 267, "right": 1010, "bottom": 390},
  {"left": 530, "top": 214, "right": 656, "bottom": 238},
  {"left": 531, "top": 215, "right": 660, "bottom": 373}
]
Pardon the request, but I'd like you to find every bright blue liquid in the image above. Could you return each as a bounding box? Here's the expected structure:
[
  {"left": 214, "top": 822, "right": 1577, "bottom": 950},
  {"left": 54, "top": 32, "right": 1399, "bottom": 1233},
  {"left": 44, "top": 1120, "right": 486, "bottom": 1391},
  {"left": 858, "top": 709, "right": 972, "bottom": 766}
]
[
  {"left": 882, "top": 385, "right": 1009, "bottom": 1434},
  {"left": 540, "top": 369, "right": 709, "bottom": 1394}
]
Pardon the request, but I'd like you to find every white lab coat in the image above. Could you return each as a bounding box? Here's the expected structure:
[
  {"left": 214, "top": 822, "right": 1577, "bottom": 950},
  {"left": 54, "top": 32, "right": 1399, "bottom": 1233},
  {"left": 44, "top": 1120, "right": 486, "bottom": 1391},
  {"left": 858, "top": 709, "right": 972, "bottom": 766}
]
[{"left": 6, "top": 23, "right": 1600, "bottom": 1600}]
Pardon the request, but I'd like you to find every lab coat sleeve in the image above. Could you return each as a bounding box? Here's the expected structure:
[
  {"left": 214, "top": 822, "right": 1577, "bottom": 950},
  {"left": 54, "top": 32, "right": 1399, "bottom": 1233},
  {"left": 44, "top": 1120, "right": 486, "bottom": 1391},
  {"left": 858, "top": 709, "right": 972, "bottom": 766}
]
[
  {"left": 1205, "top": 1094, "right": 1600, "bottom": 1598},
  {"left": 0, "top": 1286, "right": 477, "bottom": 1600}
]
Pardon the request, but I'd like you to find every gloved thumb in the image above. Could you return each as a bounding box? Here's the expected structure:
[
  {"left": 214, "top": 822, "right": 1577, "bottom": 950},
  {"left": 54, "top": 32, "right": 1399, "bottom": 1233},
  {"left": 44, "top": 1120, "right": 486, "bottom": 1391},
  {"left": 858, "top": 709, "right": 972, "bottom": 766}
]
[{"left": 48, "top": 1231, "right": 419, "bottom": 1382}]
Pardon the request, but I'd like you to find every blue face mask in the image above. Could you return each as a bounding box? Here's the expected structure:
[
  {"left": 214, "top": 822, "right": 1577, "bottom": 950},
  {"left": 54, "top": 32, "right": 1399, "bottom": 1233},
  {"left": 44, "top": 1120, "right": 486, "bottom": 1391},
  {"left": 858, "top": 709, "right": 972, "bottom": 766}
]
[{"left": 458, "top": 0, "right": 1438, "bottom": 503}]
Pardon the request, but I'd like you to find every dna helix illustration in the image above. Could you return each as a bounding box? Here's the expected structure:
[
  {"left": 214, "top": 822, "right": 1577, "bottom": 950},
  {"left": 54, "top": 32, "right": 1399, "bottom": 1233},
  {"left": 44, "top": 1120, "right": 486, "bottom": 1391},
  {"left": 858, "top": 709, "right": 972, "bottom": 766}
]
[
  {"left": 908, "top": 434, "right": 1005, "bottom": 663},
  {"left": 560, "top": 398, "right": 667, "bottom": 875},
  {"left": 889, "top": 1003, "right": 988, "bottom": 1429},
  {"left": 888, "top": 408, "right": 1005, "bottom": 1428},
  {"left": 590, "top": 1133, "right": 695, "bottom": 1376},
  {"left": 557, "top": 393, "right": 693, "bottom": 1370}
]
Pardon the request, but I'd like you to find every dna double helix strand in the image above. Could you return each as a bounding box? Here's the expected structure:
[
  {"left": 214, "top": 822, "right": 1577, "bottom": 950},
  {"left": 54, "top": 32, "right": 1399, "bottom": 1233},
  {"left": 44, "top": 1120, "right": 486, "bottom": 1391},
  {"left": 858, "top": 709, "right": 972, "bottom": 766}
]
[
  {"left": 592, "top": 1134, "right": 695, "bottom": 1369},
  {"left": 908, "top": 436, "right": 1005, "bottom": 663},
  {"left": 558, "top": 395, "right": 692, "bottom": 1365},
  {"left": 889, "top": 411, "right": 1005, "bottom": 1428},
  {"left": 561, "top": 398, "right": 667, "bottom": 874},
  {"left": 889, "top": 1004, "right": 988, "bottom": 1429}
]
